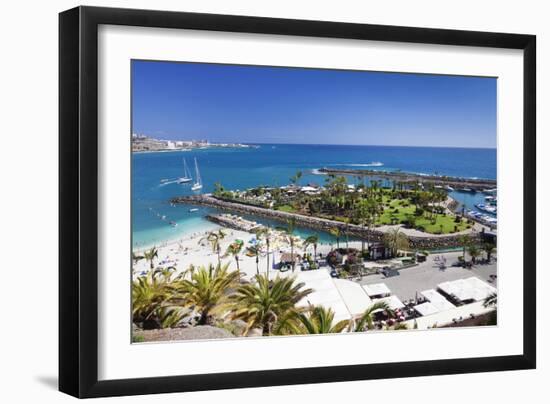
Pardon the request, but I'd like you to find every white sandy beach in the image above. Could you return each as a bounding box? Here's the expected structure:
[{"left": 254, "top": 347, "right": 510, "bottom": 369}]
[{"left": 133, "top": 225, "right": 371, "bottom": 280}]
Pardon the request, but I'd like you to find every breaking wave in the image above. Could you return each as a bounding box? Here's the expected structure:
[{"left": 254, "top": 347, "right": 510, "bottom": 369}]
[
  {"left": 345, "top": 162, "right": 384, "bottom": 167},
  {"left": 324, "top": 162, "right": 384, "bottom": 168}
]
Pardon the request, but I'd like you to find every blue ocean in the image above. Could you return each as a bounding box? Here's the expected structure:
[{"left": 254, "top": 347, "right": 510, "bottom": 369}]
[{"left": 132, "top": 144, "right": 496, "bottom": 248}]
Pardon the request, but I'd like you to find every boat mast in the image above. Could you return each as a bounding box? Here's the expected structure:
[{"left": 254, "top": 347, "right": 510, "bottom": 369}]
[
  {"left": 194, "top": 158, "right": 201, "bottom": 185},
  {"left": 183, "top": 158, "right": 191, "bottom": 179}
]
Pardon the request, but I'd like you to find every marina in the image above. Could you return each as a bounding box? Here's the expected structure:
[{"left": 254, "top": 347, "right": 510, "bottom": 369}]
[
  {"left": 172, "top": 194, "right": 487, "bottom": 250},
  {"left": 130, "top": 60, "right": 498, "bottom": 342}
]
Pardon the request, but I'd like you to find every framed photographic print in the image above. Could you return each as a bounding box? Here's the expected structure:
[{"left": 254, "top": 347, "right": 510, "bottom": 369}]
[{"left": 59, "top": 6, "right": 536, "bottom": 398}]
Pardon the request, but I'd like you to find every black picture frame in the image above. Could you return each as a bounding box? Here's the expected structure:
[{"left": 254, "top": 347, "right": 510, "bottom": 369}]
[{"left": 59, "top": 5, "right": 536, "bottom": 398}]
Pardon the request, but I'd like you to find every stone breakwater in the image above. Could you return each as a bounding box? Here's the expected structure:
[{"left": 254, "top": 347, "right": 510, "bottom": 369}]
[
  {"left": 206, "top": 213, "right": 264, "bottom": 232},
  {"left": 318, "top": 168, "right": 497, "bottom": 191},
  {"left": 171, "top": 194, "right": 482, "bottom": 249}
]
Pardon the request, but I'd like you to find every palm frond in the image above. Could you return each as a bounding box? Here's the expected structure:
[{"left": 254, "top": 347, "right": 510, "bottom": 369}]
[
  {"left": 353, "top": 301, "right": 392, "bottom": 332},
  {"left": 228, "top": 274, "right": 312, "bottom": 336}
]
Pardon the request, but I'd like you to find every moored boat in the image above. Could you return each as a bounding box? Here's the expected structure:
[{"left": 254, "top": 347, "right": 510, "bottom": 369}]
[{"left": 475, "top": 203, "right": 497, "bottom": 214}]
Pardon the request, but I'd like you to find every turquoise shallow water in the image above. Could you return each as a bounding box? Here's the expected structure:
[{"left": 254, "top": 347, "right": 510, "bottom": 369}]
[{"left": 132, "top": 144, "right": 496, "bottom": 248}]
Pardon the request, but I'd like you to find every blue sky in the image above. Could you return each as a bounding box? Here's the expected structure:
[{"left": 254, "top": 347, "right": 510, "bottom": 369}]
[{"left": 132, "top": 60, "right": 496, "bottom": 148}]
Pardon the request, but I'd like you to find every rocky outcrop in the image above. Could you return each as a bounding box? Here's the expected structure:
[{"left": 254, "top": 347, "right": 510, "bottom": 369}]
[{"left": 408, "top": 233, "right": 482, "bottom": 249}]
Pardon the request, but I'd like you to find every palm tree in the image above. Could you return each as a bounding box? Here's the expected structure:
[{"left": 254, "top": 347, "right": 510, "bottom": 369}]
[
  {"left": 389, "top": 322, "right": 409, "bottom": 331},
  {"left": 175, "top": 263, "right": 241, "bottom": 325},
  {"left": 255, "top": 228, "right": 271, "bottom": 280},
  {"left": 278, "top": 218, "right": 298, "bottom": 272},
  {"left": 132, "top": 267, "right": 184, "bottom": 329},
  {"left": 155, "top": 306, "right": 190, "bottom": 329},
  {"left": 132, "top": 251, "right": 144, "bottom": 266},
  {"left": 229, "top": 274, "right": 312, "bottom": 336},
  {"left": 247, "top": 244, "right": 262, "bottom": 276},
  {"left": 383, "top": 228, "right": 409, "bottom": 257},
  {"left": 326, "top": 175, "right": 348, "bottom": 203},
  {"left": 467, "top": 244, "right": 481, "bottom": 264},
  {"left": 304, "top": 234, "right": 319, "bottom": 262},
  {"left": 225, "top": 242, "right": 243, "bottom": 272},
  {"left": 367, "top": 197, "right": 382, "bottom": 234},
  {"left": 351, "top": 301, "right": 392, "bottom": 332},
  {"left": 290, "top": 170, "right": 303, "bottom": 186},
  {"left": 343, "top": 218, "right": 350, "bottom": 248},
  {"left": 292, "top": 306, "right": 350, "bottom": 334},
  {"left": 143, "top": 247, "right": 159, "bottom": 269},
  {"left": 329, "top": 227, "right": 341, "bottom": 249},
  {"left": 482, "top": 292, "right": 498, "bottom": 325},
  {"left": 199, "top": 229, "right": 227, "bottom": 265},
  {"left": 483, "top": 243, "right": 496, "bottom": 263},
  {"left": 458, "top": 235, "right": 471, "bottom": 261},
  {"left": 213, "top": 181, "right": 224, "bottom": 196},
  {"left": 483, "top": 292, "right": 497, "bottom": 308},
  {"left": 354, "top": 199, "right": 369, "bottom": 253}
]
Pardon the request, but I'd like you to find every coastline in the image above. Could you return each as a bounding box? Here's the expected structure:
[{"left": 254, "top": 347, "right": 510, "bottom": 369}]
[
  {"left": 171, "top": 194, "right": 486, "bottom": 249},
  {"left": 133, "top": 223, "right": 380, "bottom": 281},
  {"left": 132, "top": 145, "right": 255, "bottom": 154},
  {"left": 132, "top": 144, "right": 496, "bottom": 250},
  {"left": 132, "top": 145, "right": 257, "bottom": 154},
  {"left": 133, "top": 220, "right": 220, "bottom": 252}
]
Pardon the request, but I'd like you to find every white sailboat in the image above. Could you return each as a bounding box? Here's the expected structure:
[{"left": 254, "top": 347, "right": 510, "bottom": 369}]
[
  {"left": 177, "top": 158, "right": 192, "bottom": 184},
  {"left": 191, "top": 158, "right": 203, "bottom": 191}
]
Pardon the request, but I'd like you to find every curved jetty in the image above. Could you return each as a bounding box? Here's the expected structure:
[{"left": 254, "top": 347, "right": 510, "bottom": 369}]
[
  {"left": 317, "top": 168, "right": 496, "bottom": 191},
  {"left": 206, "top": 213, "right": 264, "bottom": 232},
  {"left": 171, "top": 194, "right": 482, "bottom": 249}
]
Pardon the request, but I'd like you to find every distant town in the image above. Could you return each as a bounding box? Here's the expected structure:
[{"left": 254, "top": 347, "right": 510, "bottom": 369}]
[{"left": 131, "top": 134, "right": 254, "bottom": 152}]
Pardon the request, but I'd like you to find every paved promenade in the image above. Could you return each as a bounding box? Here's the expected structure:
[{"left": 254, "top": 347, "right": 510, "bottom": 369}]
[{"left": 360, "top": 251, "right": 497, "bottom": 302}]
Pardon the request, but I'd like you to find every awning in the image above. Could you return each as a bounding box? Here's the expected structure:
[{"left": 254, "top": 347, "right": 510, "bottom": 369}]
[
  {"left": 292, "top": 269, "right": 373, "bottom": 322},
  {"left": 334, "top": 279, "right": 373, "bottom": 316},
  {"left": 413, "top": 302, "right": 440, "bottom": 316},
  {"left": 420, "top": 289, "right": 456, "bottom": 311},
  {"left": 372, "top": 295, "right": 405, "bottom": 311},
  {"left": 362, "top": 283, "right": 391, "bottom": 297},
  {"left": 437, "top": 277, "right": 497, "bottom": 302}
]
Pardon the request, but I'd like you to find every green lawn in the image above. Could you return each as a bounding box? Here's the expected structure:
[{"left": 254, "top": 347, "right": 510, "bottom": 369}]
[
  {"left": 376, "top": 197, "right": 470, "bottom": 234},
  {"left": 377, "top": 197, "right": 416, "bottom": 224},
  {"left": 274, "top": 196, "right": 469, "bottom": 235},
  {"left": 276, "top": 205, "right": 296, "bottom": 213}
]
